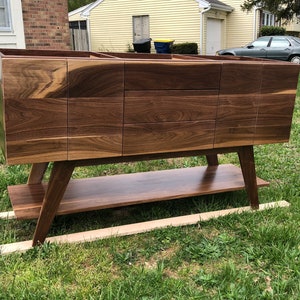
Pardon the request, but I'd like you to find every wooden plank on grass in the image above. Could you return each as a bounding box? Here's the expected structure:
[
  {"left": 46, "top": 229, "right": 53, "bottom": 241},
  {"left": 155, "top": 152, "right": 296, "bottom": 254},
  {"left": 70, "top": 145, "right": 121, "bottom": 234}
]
[{"left": 0, "top": 200, "right": 290, "bottom": 255}]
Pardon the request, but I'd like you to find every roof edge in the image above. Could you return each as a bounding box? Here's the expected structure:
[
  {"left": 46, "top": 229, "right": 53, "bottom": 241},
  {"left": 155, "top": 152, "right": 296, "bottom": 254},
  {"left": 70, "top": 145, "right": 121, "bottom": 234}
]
[{"left": 81, "top": 0, "right": 104, "bottom": 17}]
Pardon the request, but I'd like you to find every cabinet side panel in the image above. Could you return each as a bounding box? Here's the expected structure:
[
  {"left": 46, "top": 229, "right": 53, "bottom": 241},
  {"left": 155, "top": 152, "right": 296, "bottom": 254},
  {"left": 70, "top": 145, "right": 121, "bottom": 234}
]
[
  {"left": 2, "top": 58, "right": 68, "bottom": 164},
  {"left": 254, "top": 64, "right": 299, "bottom": 144}
]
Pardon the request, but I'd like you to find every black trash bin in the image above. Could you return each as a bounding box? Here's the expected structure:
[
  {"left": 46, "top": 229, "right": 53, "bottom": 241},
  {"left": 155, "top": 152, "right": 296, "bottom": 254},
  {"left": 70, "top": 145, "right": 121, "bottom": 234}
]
[{"left": 132, "top": 38, "right": 151, "bottom": 53}]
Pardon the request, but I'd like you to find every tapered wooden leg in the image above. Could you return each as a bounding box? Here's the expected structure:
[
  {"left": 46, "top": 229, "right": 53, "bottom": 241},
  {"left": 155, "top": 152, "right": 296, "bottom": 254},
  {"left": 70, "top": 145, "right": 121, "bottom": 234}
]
[
  {"left": 27, "top": 163, "right": 49, "bottom": 184},
  {"left": 32, "top": 161, "right": 75, "bottom": 246},
  {"left": 205, "top": 154, "right": 219, "bottom": 166},
  {"left": 238, "top": 146, "right": 259, "bottom": 209}
]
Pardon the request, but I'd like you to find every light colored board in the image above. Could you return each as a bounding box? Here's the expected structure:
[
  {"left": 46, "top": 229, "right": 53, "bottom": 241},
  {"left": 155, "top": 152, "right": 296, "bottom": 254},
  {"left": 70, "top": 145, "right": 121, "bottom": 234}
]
[
  {"left": 0, "top": 211, "right": 15, "bottom": 220},
  {"left": 0, "top": 200, "right": 290, "bottom": 255}
]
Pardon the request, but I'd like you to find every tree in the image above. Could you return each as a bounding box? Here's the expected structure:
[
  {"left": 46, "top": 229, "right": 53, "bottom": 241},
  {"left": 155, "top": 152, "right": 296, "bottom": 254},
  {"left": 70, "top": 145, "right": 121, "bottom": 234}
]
[
  {"left": 68, "top": 0, "right": 94, "bottom": 12},
  {"left": 241, "top": 0, "right": 300, "bottom": 22}
]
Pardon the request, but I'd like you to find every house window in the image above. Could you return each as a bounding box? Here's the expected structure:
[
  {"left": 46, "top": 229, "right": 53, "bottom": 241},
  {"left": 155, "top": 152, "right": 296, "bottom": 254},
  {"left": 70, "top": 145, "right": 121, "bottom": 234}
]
[
  {"left": 262, "top": 11, "right": 275, "bottom": 26},
  {"left": 69, "top": 21, "right": 87, "bottom": 30},
  {"left": 0, "top": 0, "right": 11, "bottom": 31}
]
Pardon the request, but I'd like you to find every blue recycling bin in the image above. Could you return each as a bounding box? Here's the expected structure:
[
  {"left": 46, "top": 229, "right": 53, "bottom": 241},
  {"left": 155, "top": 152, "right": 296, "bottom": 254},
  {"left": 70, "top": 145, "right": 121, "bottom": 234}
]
[{"left": 154, "top": 39, "right": 174, "bottom": 54}]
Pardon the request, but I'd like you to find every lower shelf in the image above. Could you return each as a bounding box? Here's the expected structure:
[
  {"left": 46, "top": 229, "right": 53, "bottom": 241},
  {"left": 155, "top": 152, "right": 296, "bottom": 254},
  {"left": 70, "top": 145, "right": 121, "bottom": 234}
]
[{"left": 8, "top": 164, "right": 269, "bottom": 220}]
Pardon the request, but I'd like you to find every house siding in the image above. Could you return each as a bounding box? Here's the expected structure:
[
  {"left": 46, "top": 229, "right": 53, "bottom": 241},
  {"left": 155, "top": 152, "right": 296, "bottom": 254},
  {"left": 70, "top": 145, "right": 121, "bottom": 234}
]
[
  {"left": 22, "top": 0, "right": 70, "bottom": 50},
  {"left": 285, "top": 17, "right": 300, "bottom": 35},
  {"left": 88, "top": 0, "right": 201, "bottom": 52},
  {"left": 222, "top": 0, "right": 256, "bottom": 47}
]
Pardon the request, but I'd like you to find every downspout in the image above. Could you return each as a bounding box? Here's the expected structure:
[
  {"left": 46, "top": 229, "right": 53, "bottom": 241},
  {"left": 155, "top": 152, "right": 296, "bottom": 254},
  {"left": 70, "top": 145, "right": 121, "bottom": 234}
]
[
  {"left": 200, "top": 4, "right": 211, "bottom": 55},
  {"left": 253, "top": 6, "right": 260, "bottom": 40}
]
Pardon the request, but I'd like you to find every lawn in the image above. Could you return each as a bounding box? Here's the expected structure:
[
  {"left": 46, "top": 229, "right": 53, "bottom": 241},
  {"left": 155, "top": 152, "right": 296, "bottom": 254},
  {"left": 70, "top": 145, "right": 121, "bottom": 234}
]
[{"left": 0, "top": 84, "right": 299, "bottom": 299}]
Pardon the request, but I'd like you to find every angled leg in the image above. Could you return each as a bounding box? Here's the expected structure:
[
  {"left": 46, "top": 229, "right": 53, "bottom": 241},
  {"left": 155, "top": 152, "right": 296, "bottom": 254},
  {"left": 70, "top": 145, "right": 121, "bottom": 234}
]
[
  {"left": 32, "top": 161, "right": 75, "bottom": 246},
  {"left": 238, "top": 146, "right": 259, "bottom": 209},
  {"left": 27, "top": 163, "right": 49, "bottom": 184},
  {"left": 206, "top": 154, "right": 219, "bottom": 166}
]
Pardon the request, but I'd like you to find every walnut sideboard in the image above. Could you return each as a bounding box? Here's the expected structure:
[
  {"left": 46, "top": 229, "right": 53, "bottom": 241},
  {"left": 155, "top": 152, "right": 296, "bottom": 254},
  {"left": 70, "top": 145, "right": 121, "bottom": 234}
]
[{"left": 0, "top": 49, "right": 299, "bottom": 246}]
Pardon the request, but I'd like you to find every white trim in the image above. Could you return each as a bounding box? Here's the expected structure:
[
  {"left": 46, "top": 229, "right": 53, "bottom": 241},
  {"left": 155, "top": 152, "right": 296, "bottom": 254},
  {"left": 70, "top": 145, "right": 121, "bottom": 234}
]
[
  {"left": 68, "top": 3, "right": 94, "bottom": 17},
  {"left": 0, "top": 0, "right": 25, "bottom": 48},
  {"left": 81, "top": 0, "right": 104, "bottom": 17},
  {"left": 196, "top": 0, "right": 233, "bottom": 12}
]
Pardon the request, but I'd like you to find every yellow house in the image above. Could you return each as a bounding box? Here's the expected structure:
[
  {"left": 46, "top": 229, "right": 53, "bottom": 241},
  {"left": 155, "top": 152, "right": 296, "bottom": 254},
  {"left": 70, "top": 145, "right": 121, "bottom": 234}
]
[{"left": 68, "top": 0, "right": 300, "bottom": 54}]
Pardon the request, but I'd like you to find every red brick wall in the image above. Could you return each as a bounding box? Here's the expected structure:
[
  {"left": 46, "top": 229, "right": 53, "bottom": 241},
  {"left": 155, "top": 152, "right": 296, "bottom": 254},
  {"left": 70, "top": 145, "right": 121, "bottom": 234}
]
[{"left": 22, "top": 0, "right": 71, "bottom": 50}]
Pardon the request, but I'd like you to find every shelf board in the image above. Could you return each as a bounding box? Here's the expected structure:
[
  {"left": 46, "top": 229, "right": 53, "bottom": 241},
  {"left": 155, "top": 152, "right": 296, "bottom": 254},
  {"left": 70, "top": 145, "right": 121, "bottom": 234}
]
[{"left": 8, "top": 164, "right": 269, "bottom": 220}]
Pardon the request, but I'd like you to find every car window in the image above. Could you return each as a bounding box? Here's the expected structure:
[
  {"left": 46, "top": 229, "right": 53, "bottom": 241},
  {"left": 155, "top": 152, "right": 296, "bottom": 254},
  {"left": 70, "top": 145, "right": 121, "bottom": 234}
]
[
  {"left": 251, "top": 37, "right": 270, "bottom": 47},
  {"left": 270, "top": 37, "right": 290, "bottom": 47},
  {"left": 291, "top": 37, "right": 300, "bottom": 45}
]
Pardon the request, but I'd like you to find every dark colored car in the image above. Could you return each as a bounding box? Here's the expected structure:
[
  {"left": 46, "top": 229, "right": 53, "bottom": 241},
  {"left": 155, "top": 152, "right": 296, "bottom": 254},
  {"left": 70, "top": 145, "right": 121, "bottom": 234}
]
[{"left": 216, "top": 35, "right": 300, "bottom": 63}]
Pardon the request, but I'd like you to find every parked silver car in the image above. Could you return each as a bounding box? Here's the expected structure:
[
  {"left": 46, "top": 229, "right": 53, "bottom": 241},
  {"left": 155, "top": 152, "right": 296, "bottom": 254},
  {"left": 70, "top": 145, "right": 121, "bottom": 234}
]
[{"left": 216, "top": 36, "right": 300, "bottom": 64}]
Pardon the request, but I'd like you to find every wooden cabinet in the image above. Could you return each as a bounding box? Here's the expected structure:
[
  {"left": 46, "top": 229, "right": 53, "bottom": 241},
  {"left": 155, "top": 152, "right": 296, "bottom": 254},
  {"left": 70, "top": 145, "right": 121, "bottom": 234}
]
[
  {"left": 0, "top": 49, "right": 299, "bottom": 245},
  {"left": 1, "top": 51, "right": 299, "bottom": 164}
]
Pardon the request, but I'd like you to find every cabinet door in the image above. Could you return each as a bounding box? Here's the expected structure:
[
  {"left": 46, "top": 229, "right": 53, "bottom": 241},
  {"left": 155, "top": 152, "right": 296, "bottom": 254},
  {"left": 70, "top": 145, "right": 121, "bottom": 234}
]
[
  {"left": 1, "top": 58, "right": 68, "bottom": 164},
  {"left": 68, "top": 59, "right": 124, "bottom": 160},
  {"left": 123, "top": 61, "right": 220, "bottom": 155}
]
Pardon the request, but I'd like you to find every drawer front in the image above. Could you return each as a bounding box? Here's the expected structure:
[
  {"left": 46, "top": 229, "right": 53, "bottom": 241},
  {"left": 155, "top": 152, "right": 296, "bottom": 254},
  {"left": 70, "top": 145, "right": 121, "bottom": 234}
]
[
  {"left": 124, "top": 61, "right": 221, "bottom": 90},
  {"left": 124, "top": 61, "right": 220, "bottom": 155},
  {"left": 123, "top": 121, "right": 215, "bottom": 155},
  {"left": 67, "top": 60, "right": 124, "bottom": 160},
  {"left": 124, "top": 90, "right": 218, "bottom": 123},
  {"left": 214, "top": 62, "right": 262, "bottom": 148}
]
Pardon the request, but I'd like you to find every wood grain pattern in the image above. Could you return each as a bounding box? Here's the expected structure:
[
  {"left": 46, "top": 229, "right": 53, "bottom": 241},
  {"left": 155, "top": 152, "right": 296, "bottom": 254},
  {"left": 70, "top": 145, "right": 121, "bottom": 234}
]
[
  {"left": 4, "top": 97, "right": 67, "bottom": 164},
  {"left": 261, "top": 63, "right": 300, "bottom": 94},
  {"left": 68, "top": 59, "right": 124, "bottom": 97},
  {"left": 238, "top": 146, "right": 259, "bottom": 209},
  {"left": 67, "top": 59, "right": 124, "bottom": 160},
  {"left": 214, "top": 127, "right": 256, "bottom": 148},
  {"left": 219, "top": 62, "right": 263, "bottom": 94},
  {"left": 124, "top": 61, "right": 221, "bottom": 90},
  {"left": 2, "top": 58, "right": 67, "bottom": 99},
  {"left": 27, "top": 163, "right": 49, "bottom": 185},
  {"left": 32, "top": 161, "right": 75, "bottom": 245},
  {"left": 68, "top": 97, "right": 123, "bottom": 160},
  {"left": 1, "top": 58, "right": 68, "bottom": 164},
  {"left": 123, "top": 121, "right": 215, "bottom": 155},
  {"left": 8, "top": 164, "right": 269, "bottom": 220},
  {"left": 124, "top": 90, "right": 218, "bottom": 123}
]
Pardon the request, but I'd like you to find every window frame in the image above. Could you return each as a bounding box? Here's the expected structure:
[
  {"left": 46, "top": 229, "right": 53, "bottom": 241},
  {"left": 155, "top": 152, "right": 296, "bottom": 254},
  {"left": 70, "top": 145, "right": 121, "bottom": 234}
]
[
  {"left": 262, "top": 11, "right": 275, "bottom": 26},
  {"left": 0, "top": 0, "right": 12, "bottom": 32}
]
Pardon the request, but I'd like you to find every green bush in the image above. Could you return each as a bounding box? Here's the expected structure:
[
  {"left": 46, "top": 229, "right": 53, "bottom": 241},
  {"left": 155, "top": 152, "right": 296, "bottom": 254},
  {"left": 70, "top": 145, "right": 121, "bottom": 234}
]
[
  {"left": 260, "top": 26, "right": 286, "bottom": 36},
  {"left": 171, "top": 42, "right": 198, "bottom": 54}
]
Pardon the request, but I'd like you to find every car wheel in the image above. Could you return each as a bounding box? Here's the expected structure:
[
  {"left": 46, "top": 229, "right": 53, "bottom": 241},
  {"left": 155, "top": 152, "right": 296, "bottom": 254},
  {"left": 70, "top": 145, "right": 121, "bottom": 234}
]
[{"left": 289, "top": 55, "right": 300, "bottom": 64}]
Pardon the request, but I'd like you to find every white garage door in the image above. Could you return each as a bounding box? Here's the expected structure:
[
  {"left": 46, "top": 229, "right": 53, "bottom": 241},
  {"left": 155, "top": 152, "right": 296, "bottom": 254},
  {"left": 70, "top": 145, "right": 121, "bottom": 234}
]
[{"left": 206, "top": 18, "right": 222, "bottom": 55}]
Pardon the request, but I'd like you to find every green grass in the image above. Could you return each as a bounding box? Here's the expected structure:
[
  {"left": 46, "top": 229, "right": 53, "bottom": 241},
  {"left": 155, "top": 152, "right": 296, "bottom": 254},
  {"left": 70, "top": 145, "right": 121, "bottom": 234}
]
[{"left": 0, "top": 88, "right": 299, "bottom": 299}]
